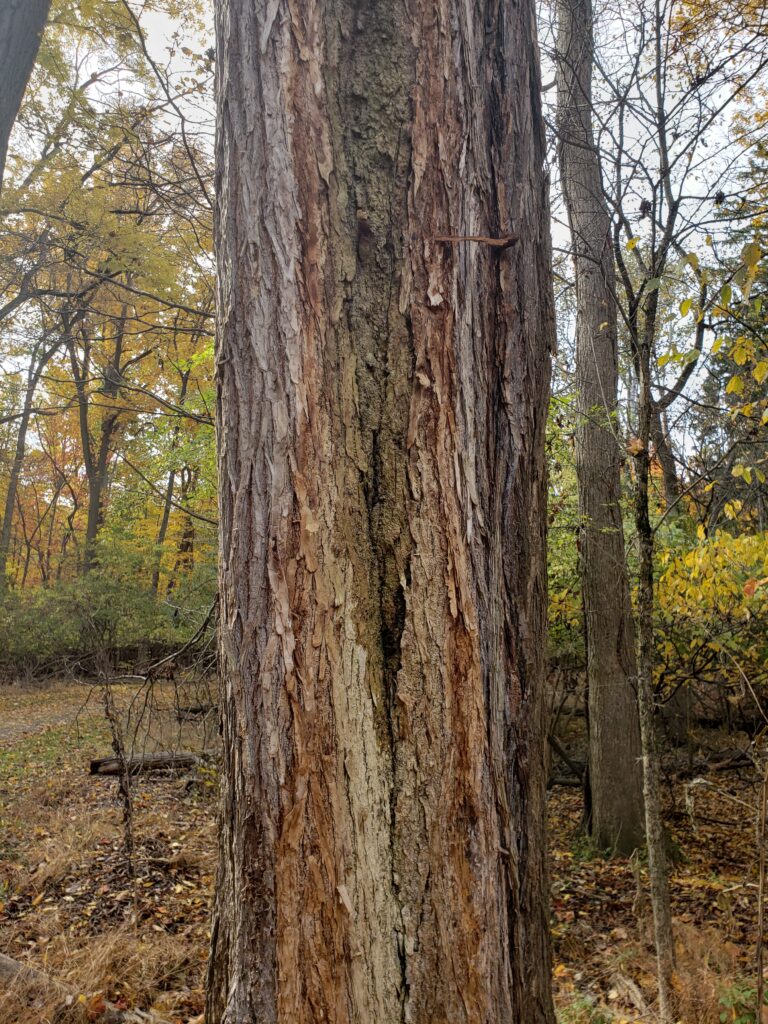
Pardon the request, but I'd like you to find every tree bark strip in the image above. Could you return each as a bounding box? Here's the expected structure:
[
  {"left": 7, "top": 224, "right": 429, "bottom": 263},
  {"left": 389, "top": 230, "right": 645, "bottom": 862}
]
[{"left": 209, "top": 1, "right": 556, "bottom": 1021}]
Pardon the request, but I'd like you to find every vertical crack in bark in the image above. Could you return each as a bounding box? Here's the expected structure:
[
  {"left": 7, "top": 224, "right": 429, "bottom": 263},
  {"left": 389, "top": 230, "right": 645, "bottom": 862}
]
[{"left": 333, "top": 3, "right": 416, "bottom": 1015}]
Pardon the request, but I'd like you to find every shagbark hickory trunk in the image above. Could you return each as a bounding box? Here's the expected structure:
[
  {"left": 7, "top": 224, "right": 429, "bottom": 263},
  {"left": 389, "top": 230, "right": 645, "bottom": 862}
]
[
  {"left": 555, "top": 0, "right": 644, "bottom": 853},
  {"left": 209, "top": 1, "right": 556, "bottom": 1022}
]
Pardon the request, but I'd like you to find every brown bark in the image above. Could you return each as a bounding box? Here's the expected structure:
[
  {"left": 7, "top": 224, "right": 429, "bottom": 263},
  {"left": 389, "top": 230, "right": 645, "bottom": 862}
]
[
  {"left": 208, "top": 0, "right": 556, "bottom": 1022},
  {"left": 555, "top": 0, "right": 644, "bottom": 853},
  {"left": 0, "top": 0, "right": 51, "bottom": 190}
]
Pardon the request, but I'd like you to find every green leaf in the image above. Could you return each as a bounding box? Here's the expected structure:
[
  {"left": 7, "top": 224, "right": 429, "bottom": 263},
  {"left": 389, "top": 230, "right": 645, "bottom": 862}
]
[{"left": 646, "top": 277, "right": 662, "bottom": 292}]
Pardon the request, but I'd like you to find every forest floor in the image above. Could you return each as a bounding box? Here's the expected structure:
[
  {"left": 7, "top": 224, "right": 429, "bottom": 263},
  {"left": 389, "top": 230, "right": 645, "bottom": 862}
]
[{"left": 0, "top": 682, "right": 762, "bottom": 1024}]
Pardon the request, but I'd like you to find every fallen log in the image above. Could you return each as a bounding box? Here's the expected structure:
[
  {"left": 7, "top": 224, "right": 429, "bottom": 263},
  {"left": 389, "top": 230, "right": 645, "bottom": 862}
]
[
  {"left": 547, "top": 733, "right": 585, "bottom": 780},
  {"left": 89, "top": 751, "right": 206, "bottom": 776},
  {"left": 547, "top": 775, "right": 583, "bottom": 789},
  {"left": 0, "top": 952, "right": 171, "bottom": 1023},
  {"left": 175, "top": 703, "right": 218, "bottom": 722},
  {"left": 673, "top": 750, "right": 754, "bottom": 780}
]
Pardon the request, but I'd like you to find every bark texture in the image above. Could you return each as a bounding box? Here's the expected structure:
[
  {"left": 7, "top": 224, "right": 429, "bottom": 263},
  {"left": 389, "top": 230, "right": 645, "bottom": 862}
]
[
  {"left": 555, "top": 0, "right": 644, "bottom": 853},
  {"left": 0, "top": 0, "right": 51, "bottom": 189},
  {"left": 209, "top": 1, "right": 556, "bottom": 1022}
]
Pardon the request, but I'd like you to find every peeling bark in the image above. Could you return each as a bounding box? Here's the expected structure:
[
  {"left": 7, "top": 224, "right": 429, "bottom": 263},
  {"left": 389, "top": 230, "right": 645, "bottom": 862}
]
[{"left": 209, "top": 1, "right": 556, "bottom": 1022}]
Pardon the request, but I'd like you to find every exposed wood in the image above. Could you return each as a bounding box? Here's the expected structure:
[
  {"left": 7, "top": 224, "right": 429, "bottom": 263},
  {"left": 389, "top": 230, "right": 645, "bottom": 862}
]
[{"left": 433, "top": 234, "right": 519, "bottom": 249}]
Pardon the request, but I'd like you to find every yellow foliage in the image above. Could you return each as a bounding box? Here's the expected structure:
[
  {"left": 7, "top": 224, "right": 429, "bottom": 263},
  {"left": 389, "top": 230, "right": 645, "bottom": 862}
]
[{"left": 659, "top": 530, "right": 768, "bottom": 620}]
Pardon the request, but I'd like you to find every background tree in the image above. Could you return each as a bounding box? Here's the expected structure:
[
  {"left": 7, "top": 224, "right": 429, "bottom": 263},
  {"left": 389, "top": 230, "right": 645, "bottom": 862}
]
[{"left": 555, "top": 0, "right": 645, "bottom": 854}]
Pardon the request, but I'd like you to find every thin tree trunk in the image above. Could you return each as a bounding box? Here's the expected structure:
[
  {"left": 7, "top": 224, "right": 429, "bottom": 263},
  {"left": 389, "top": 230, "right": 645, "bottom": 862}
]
[
  {"left": 555, "top": 0, "right": 644, "bottom": 853},
  {"left": 0, "top": 337, "right": 60, "bottom": 584},
  {"left": 70, "top": 305, "right": 128, "bottom": 574},
  {"left": 152, "top": 371, "right": 189, "bottom": 594},
  {"left": 151, "top": 469, "right": 175, "bottom": 593},
  {"left": 165, "top": 467, "right": 196, "bottom": 595},
  {"left": 0, "top": 364, "right": 36, "bottom": 584},
  {"left": 651, "top": 403, "right": 680, "bottom": 510},
  {"left": 635, "top": 313, "right": 675, "bottom": 1023},
  {"left": 208, "top": 1, "right": 556, "bottom": 1022},
  {"left": 0, "top": 0, "right": 51, "bottom": 189}
]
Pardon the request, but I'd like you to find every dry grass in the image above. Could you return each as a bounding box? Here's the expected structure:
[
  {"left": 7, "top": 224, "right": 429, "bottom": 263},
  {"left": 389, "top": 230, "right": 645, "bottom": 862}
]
[
  {"left": 670, "top": 924, "right": 748, "bottom": 1024},
  {"left": 2, "top": 683, "right": 762, "bottom": 1024},
  {"left": 0, "top": 682, "right": 215, "bottom": 1024},
  {"left": 1, "top": 925, "right": 204, "bottom": 1023}
]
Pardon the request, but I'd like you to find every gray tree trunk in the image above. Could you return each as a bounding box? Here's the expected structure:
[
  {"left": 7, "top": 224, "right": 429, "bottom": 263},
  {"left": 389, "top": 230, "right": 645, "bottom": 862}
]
[
  {"left": 151, "top": 372, "right": 189, "bottom": 594},
  {"left": 207, "top": 0, "right": 556, "bottom": 1022},
  {"left": 651, "top": 404, "right": 680, "bottom": 510},
  {"left": 0, "top": 362, "right": 37, "bottom": 584},
  {"left": 555, "top": 0, "right": 645, "bottom": 853},
  {"left": 0, "top": 338, "right": 60, "bottom": 585},
  {"left": 635, "top": 335, "right": 676, "bottom": 1023},
  {"left": 0, "top": 0, "right": 51, "bottom": 189}
]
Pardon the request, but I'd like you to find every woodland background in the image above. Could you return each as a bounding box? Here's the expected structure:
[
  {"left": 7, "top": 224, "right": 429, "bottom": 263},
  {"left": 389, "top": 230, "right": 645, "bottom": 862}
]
[{"left": 0, "top": 1, "right": 767, "bottom": 1023}]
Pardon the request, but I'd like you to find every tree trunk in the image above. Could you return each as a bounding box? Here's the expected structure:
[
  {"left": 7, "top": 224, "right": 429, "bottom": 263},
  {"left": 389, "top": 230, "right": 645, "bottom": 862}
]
[
  {"left": 651, "top": 403, "right": 680, "bottom": 510},
  {"left": 166, "top": 466, "right": 197, "bottom": 594},
  {"left": 0, "top": 362, "right": 36, "bottom": 584},
  {"left": 69, "top": 305, "right": 128, "bottom": 574},
  {"left": 635, "top": 303, "right": 675, "bottom": 1022},
  {"left": 555, "top": 0, "right": 644, "bottom": 853},
  {"left": 208, "top": 1, "right": 556, "bottom": 1023},
  {"left": 151, "top": 373, "right": 189, "bottom": 594},
  {"left": 0, "top": 0, "right": 51, "bottom": 189}
]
